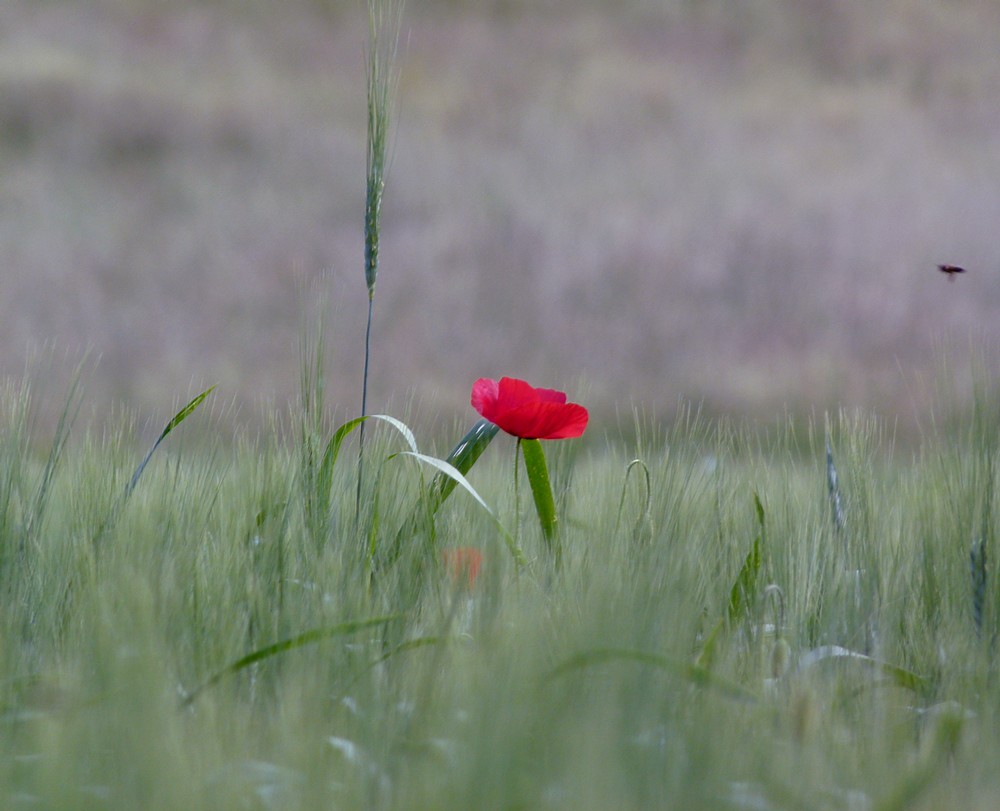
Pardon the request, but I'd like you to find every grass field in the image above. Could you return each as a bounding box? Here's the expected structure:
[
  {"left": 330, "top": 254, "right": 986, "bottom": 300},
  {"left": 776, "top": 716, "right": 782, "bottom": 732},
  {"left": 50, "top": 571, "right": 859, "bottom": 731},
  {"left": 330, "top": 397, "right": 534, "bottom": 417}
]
[
  {"left": 4, "top": 2, "right": 1000, "bottom": 808},
  {"left": 0, "top": 362, "right": 999, "bottom": 810}
]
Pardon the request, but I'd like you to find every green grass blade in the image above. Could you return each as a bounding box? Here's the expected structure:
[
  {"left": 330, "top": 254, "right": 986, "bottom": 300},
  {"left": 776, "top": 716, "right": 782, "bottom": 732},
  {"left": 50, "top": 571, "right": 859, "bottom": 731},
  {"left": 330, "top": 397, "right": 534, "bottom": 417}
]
[
  {"left": 521, "top": 438, "right": 559, "bottom": 566},
  {"left": 795, "top": 645, "right": 927, "bottom": 693},
  {"left": 728, "top": 494, "right": 764, "bottom": 624},
  {"left": 389, "top": 419, "right": 504, "bottom": 563},
  {"left": 127, "top": 386, "right": 216, "bottom": 497},
  {"left": 400, "top": 451, "right": 524, "bottom": 565},
  {"left": 321, "top": 413, "right": 420, "bottom": 519},
  {"left": 614, "top": 458, "right": 652, "bottom": 543},
  {"left": 428, "top": 419, "right": 500, "bottom": 509},
  {"left": 182, "top": 614, "right": 402, "bottom": 706}
]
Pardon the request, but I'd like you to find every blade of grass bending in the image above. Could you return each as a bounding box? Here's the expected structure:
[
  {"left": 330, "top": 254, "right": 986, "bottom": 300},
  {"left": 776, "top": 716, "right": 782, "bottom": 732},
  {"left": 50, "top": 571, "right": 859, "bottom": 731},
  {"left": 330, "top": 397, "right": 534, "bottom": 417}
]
[
  {"left": 427, "top": 419, "right": 499, "bottom": 510},
  {"left": 400, "top": 451, "right": 523, "bottom": 565},
  {"left": 545, "top": 647, "right": 755, "bottom": 702},
  {"left": 126, "top": 386, "right": 216, "bottom": 499},
  {"left": 181, "top": 614, "right": 402, "bottom": 707},
  {"left": 520, "top": 438, "right": 560, "bottom": 567},
  {"left": 389, "top": 419, "right": 506, "bottom": 560},
  {"left": 795, "top": 645, "right": 927, "bottom": 693},
  {"left": 326, "top": 414, "right": 418, "bottom": 485},
  {"left": 614, "top": 459, "right": 652, "bottom": 544},
  {"left": 325, "top": 414, "right": 418, "bottom": 521}
]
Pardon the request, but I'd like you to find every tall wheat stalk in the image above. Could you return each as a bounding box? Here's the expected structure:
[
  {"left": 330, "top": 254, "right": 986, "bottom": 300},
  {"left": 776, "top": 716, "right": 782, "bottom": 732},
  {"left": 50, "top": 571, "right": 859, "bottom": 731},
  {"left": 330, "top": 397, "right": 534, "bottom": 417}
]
[{"left": 357, "top": 0, "right": 403, "bottom": 519}]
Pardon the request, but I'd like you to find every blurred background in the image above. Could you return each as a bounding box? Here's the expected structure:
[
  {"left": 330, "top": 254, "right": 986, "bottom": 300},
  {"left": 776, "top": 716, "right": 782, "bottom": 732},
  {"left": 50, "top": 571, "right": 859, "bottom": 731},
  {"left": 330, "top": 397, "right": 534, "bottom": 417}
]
[{"left": 3, "top": 0, "right": 1000, "bottom": 437}]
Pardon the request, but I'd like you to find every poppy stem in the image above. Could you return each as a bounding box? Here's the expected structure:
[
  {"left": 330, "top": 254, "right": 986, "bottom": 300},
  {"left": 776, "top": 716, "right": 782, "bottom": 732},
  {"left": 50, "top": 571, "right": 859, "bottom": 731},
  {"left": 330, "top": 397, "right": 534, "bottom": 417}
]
[{"left": 513, "top": 438, "right": 521, "bottom": 552}]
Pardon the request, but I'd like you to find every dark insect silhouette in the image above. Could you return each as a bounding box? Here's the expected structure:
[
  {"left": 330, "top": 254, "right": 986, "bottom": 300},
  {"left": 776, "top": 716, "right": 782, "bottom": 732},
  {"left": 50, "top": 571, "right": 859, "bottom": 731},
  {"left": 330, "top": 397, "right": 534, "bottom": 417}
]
[{"left": 938, "top": 264, "right": 966, "bottom": 282}]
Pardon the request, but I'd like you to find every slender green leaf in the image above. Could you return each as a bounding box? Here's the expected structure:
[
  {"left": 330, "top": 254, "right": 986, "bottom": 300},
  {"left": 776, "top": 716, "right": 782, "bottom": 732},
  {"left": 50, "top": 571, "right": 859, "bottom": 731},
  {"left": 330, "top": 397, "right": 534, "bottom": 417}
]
[
  {"left": 127, "top": 386, "right": 217, "bottom": 497},
  {"left": 321, "top": 414, "right": 415, "bottom": 490},
  {"left": 182, "top": 614, "right": 401, "bottom": 706},
  {"left": 320, "top": 414, "right": 420, "bottom": 520},
  {"left": 390, "top": 419, "right": 508, "bottom": 564},
  {"left": 795, "top": 645, "right": 927, "bottom": 693},
  {"left": 728, "top": 493, "right": 765, "bottom": 624},
  {"left": 753, "top": 489, "right": 765, "bottom": 527},
  {"left": 728, "top": 538, "right": 761, "bottom": 624},
  {"left": 614, "top": 458, "right": 652, "bottom": 544},
  {"left": 428, "top": 419, "right": 500, "bottom": 510},
  {"left": 319, "top": 416, "right": 367, "bottom": 490},
  {"left": 399, "top": 451, "right": 524, "bottom": 566}
]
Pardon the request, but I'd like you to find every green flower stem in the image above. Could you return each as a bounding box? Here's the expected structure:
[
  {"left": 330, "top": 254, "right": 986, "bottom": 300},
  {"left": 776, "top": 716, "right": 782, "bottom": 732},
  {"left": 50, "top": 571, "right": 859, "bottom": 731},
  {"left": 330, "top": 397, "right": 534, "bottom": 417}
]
[{"left": 521, "top": 438, "right": 560, "bottom": 569}]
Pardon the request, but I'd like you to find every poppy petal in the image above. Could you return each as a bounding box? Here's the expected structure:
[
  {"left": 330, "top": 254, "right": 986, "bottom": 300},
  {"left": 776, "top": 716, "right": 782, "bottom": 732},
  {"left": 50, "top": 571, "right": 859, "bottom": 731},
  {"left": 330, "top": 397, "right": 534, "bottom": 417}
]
[
  {"left": 471, "top": 377, "right": 587, "bottom": 440},
  {"left": 496, "top": 402, "right": 589, "bottom": 440},
  {"left": 471, "top": 378, "right": 501, "bottom": 421},
  {"left": 495, "top": 378, "right": 542, "bottom": 410}
]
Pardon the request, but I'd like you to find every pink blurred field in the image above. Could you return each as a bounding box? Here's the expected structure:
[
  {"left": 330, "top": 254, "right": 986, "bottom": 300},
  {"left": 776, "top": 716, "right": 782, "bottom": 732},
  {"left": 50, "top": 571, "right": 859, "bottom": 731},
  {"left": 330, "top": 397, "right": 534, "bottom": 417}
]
[{"left": 3, "top": 0, "right": 1000, "bottom": 433}]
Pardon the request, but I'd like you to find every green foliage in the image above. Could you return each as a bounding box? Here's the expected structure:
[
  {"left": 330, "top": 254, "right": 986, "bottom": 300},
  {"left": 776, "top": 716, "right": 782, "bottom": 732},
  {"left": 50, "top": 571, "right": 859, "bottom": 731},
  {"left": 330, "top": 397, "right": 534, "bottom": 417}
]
[{"left": 0, "top": 391, "right": 998, "bottom": 809}]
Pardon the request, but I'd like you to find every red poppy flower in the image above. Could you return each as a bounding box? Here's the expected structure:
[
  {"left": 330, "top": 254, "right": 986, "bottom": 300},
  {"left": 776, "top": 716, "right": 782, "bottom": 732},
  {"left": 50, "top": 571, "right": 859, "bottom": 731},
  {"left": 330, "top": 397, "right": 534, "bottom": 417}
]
[
  {"left": 440, "top": 547, "right": 483, "bottom": 590},
  {"left": 471, "top": 377, "right": 589, "bottom": 440}
]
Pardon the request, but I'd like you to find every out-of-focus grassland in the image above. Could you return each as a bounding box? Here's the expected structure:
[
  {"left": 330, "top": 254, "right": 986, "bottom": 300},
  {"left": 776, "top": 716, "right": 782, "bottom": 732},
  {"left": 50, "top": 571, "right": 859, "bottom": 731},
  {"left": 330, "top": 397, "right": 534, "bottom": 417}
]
[{"left": 2, "top": 0, "right": 1000, "bottom": 434}]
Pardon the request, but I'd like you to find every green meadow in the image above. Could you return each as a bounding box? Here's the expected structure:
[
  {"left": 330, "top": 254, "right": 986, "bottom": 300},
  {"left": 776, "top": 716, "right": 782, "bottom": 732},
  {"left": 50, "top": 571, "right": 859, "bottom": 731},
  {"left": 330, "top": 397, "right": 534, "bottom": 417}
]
[
  {"left": 0, "top": 367, "right": 999, "bottom": 810},
  {"left": 4, "top": 1, "right": 1000, "bottom": 809}
]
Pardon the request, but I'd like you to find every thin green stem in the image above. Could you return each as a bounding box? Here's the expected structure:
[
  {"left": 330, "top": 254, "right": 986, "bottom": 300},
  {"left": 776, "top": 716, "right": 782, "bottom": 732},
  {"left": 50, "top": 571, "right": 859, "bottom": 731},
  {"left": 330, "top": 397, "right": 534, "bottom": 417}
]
[
  {"left": 356, "top": 295, "right": 375, "bottom": 524},
  {"left": 514, "top": 438, "right": 521, "bottom": 553}
]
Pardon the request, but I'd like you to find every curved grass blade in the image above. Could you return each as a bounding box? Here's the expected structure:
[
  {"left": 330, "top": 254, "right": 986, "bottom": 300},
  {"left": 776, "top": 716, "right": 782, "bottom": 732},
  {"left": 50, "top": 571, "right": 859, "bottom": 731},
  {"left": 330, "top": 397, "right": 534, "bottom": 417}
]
[
  {"left": 545, "top": 647, "right": 755, "bottom": 703},
  {"left": 520, "top": 438, "right": 559, "bottom": 567},
  {"left": 795, "top": 645, "right": 927, "bottom": 693},
  {"left": 614, "top": 458, "right": 652, "bottom": 544},
  {"left": 181, "top": 614, "right": 401, "bottom": 707},
  {"left": 390, "top": 419, "right": 503, "bottom": 563},
  {"left": 320, "top": 414, "right": 419, "bottom": 518},
  {"left": 127, "top": 386, "right": 216, "bottom": 499},
  {"left": 428, "top": 419, "right": 499, "bottom": 510},
  {"left": 399, "top": 451, "right": 524, "bottom": 565}
]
